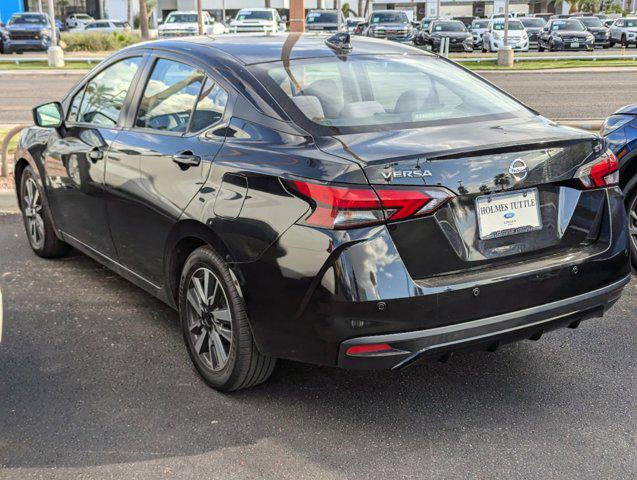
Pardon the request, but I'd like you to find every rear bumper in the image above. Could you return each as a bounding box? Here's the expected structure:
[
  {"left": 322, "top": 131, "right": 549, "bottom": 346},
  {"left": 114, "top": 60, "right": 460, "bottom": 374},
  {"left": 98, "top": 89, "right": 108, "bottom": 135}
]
[
  {"left": 338, "top": 275, "right": 630, "bottom": 369},
  {"left": 241, "top": 187, "right": 631, "bottom": 367}
]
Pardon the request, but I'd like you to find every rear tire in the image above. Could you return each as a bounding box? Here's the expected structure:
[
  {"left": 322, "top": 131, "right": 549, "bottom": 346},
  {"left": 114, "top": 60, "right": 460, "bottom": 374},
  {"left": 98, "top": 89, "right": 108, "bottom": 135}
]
[
  {"left": 622, "top": 35, "right": 628, "bottom": 48},
  {"left": 625, "top": 182, "right": 637, "bottom": 270},
  {"left": 19, "top": 166, "right": 70, "bottom": 258},
  {"left": 179, "top": 245, "right": 276, "bottom": 391}
]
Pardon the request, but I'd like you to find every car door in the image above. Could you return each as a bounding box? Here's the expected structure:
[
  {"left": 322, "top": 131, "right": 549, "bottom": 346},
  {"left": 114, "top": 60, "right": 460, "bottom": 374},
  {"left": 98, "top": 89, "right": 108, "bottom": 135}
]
[
  {"left": 611, "top": 19, "right": 621, "bottom": 41},
  {"left": 104, "top": 54, "right": 232, "bottom": 285},
  {"left": 42, "top": 55, "right": 145, "bottom": 258}
]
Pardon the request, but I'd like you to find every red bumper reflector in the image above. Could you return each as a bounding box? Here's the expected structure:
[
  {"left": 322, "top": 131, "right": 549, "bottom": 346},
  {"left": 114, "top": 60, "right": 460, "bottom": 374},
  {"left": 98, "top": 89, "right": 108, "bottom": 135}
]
[{"left": 346, "top": 343, "right": 392, "bottom": 356}]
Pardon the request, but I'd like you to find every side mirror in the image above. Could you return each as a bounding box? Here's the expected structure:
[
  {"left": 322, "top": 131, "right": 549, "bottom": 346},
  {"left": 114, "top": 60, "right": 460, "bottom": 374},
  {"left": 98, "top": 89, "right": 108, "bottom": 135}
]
[{"left": 33, "top": 102, "right": 64, "bottom": 128}]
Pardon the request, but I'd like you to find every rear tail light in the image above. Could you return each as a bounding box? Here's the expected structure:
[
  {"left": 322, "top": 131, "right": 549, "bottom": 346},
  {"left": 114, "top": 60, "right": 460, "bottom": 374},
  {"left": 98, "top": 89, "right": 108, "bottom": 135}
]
[
  {"left": 346, "top": 343, "right": 392, "bottom": 356},
  {"left": 575, "top": 150, "right": 619, "bottom": 189},
  {"left": 286, "top": 180, "right": 453, "bottom": 230}
]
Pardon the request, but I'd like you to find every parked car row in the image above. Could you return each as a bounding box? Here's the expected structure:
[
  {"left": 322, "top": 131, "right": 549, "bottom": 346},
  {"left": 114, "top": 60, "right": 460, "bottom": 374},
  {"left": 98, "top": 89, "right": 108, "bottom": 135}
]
[{"left": 408, "top": 12, "right": 637, "bottom": 53}]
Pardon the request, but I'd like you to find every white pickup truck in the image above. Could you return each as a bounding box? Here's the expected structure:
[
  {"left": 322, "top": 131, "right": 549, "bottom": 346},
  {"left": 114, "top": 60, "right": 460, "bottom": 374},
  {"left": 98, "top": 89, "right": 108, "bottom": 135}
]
[
  {"left": 229, "top": 8, "right": 286, "bottom": 33},
  {"left": 158, "top": 11, "right": 227, "bottom": 39}
]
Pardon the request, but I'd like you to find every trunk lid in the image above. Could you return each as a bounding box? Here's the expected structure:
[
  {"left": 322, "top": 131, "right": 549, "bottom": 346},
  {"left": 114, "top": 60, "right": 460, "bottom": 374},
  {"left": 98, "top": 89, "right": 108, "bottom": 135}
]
[{"left": 316, "top": 116, "right": 607, "bottom": 278}]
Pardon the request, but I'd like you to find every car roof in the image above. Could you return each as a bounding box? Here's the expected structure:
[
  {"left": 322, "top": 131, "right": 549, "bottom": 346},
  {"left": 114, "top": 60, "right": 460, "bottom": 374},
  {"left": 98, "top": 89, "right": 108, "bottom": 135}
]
[{"left": 145, "top": 33, "right": 430, "bottom": 66}]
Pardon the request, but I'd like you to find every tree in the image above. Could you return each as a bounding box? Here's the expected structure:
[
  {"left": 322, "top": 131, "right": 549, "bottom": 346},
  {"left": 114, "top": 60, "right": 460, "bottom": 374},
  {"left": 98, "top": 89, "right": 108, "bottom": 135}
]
[
  {"left": 265, "top": 0, "right": 271, "bottom": 8},
  {"left": 342, "top": 3, "right": 357, "bottom": 17},
  {"left": 127, "top": 0, "right": 132, "bottom": 25},
  {"left": 138, "top": 0, "right": 149, "bottom": 40}
]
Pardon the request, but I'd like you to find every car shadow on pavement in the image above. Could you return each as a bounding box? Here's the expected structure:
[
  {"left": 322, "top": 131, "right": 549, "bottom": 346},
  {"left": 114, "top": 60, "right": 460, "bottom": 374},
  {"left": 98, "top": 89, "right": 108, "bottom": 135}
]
[{"left": 0, "top": 213, "right": 634, "bottom": 476}]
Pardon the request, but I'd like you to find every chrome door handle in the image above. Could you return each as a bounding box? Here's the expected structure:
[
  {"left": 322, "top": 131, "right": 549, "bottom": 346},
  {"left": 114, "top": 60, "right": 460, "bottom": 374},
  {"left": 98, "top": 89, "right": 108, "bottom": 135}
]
[{"left": 172, "top": 153, "right": 201, "bottom": 169}]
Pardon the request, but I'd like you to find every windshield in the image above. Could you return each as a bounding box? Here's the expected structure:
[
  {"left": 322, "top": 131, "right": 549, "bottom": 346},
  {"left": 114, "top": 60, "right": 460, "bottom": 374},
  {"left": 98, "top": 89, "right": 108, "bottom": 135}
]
[
  {"left": 472, "top": 20, "right": 489, "bottom": 28},
  {"left": 254, "top": 55, "right": 530, "bottom": 133},
  {"left": 493, "top": 21, "right": 524, "bottom": 31},
  {"left": 433, "top": 21, "right": 467, "bottom": 32},
  {"left": 8, "top": 14, "right": 48, "bottom": 25},
  {"left": 307, "top": 11, "right": 337, "bottom": 23},
  {"left": 236, "top": 10, "right": 274, "bottom": 21},
  {"left": 371, "top": 12, "right": 408, "bottom": 24},
  {"left": 166, "top": 14, "right": 198, "bottom": 23},
  {"left": 520, "top": 18, "right": 545, "bottom": 28},
  {"left": 578, "top": 17, "right": 603, "bottom": 27},
  {"left": 551, "top": 20, "right": 585, "bottom": 31}
]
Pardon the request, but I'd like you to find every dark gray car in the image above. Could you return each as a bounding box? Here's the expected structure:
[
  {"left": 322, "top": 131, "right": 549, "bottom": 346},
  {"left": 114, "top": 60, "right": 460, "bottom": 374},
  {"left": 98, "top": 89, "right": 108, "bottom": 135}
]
[{"left": 306, "top": 9, "right": 345, "bottom": 32}]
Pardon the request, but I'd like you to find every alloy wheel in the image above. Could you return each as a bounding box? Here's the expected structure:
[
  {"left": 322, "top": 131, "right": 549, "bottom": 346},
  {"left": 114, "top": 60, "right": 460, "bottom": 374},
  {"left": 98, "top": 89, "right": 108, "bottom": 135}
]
[
  {"left": 186, "top": 267, "right": 233, "bottom": 372},
  {"left": 630, "top": 195, "right": 637, "bottom": 255},
  {"left": 23, "top": 177, "right": 45, "bottom": 249}
]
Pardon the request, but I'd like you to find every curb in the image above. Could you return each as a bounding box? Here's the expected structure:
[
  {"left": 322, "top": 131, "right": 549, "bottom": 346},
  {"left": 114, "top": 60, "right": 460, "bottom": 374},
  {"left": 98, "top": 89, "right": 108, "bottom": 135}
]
[
  {"left": 0, "top": 189, "right": 18, "bottom": 213},
  {"left": 474, "top": 66, "right": 637, "bottom": 74},
  {"left": 557, "top": 119, "right": 603, "bottom": 131},
  {"left": 0, "top": 70, "right": 88, "bottom": 76}
]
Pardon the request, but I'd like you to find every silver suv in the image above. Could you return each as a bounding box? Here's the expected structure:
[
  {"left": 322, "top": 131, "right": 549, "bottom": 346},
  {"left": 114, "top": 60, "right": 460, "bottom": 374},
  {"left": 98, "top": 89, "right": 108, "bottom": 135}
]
[{"left": 609, "top": 17, "right": 637, "bottom": 47}]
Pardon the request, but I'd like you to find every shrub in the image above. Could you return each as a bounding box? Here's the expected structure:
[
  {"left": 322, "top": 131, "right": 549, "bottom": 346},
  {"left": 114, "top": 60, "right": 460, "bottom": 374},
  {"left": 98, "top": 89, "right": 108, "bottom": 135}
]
[{"left": 60, "top": 31, "right": 141, "bottom": 52}]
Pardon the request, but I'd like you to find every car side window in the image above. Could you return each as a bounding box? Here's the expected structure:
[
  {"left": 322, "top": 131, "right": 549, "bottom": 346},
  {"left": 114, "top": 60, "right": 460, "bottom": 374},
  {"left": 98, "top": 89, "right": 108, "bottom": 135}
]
[
  {"left": 67, "top": 87, "right": 85, "bottom": 122},
  {"left": 76, "top": 57, "right": 142, "bottom": 126},
  {"left": 135, "top": 59, "right": 205, "bottom": 133},
  {"left": 189, "top": 78, "right": 229, "bottom": 133}
]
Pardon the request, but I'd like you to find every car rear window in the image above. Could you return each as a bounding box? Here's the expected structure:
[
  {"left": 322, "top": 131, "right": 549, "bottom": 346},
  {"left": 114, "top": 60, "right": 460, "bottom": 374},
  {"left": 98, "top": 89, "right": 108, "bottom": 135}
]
[
  {"left": 434, "top": 21, "right": 466, "bottom": 32},
  {"left": 252, "top": 54, "right": 531, "bottom": 134},
  {"left": 236, "top": 10, "right": 274, "bottom": 21},
  {"left": 307, "top": 11, "right": 338, "bottom": 23}
]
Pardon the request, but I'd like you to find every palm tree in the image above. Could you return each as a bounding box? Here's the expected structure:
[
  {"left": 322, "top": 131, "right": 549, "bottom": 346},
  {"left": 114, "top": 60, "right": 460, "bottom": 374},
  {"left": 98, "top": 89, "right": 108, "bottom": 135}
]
[
  {"left": 138, "top": 0, "right": 149, "bottom": 40},
  {"left": 265, "top": 0, "right": 271, "bottom": 8}
]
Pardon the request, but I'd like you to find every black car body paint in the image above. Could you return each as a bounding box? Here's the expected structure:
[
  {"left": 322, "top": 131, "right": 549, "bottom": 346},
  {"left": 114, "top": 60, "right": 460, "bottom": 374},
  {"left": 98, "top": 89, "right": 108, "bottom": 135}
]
[{"left": 15, "top": 35, "right": 631, "bottom": 373}]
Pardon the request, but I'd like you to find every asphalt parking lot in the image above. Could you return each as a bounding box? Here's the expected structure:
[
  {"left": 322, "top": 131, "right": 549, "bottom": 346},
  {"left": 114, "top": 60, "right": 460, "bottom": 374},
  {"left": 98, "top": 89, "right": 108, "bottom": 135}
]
[{"left": 0, "top": 211, "right": 635, "bottom": 479}]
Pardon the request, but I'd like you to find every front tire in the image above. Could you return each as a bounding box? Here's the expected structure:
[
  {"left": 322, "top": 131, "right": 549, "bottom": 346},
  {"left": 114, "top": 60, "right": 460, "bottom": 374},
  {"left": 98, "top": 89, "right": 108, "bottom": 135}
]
[
  {"left": 19, "top": 166, "right": 70, "bottom": 258},
  {"left": 179, "top": 246, "right": 276, "bottom": 391}
]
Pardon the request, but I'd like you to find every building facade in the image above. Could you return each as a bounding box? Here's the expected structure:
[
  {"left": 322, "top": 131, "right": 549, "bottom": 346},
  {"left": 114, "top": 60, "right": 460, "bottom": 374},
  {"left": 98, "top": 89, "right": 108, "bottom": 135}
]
[{"left": 0, "top": 0, "right": 25, "bottom": 24}]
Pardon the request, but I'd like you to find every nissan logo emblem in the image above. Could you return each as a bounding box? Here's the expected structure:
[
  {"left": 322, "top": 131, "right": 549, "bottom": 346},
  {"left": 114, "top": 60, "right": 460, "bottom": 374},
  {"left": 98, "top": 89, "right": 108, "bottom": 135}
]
[{"left": 508, "top": 159, "right": 528, "bottom": 181}]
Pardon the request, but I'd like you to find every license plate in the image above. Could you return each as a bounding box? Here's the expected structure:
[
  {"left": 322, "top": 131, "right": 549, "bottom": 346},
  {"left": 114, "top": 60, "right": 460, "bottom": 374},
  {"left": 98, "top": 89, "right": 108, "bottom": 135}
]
[
  {"left": 475, "top": 188, "right": 542, "bottom": 240},
  {"left": 570, "top": 42, "right": 579, "bottom": 48}
]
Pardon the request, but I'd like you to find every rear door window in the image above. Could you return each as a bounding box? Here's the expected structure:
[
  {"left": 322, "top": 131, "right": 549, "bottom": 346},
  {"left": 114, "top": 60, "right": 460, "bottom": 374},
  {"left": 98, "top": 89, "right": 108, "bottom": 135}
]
[
  {"left": 189, "top": 78, "right": 229, "bottom": 133},
  {"left": 134, "top": 59, "right": 205, "bottom": 133}
]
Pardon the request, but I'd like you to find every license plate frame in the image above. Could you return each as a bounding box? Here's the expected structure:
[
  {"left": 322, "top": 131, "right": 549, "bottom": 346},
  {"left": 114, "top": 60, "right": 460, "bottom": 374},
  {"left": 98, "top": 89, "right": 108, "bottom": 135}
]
[{"left": 475, "top": 188, "right": 543, "bottom": 240}]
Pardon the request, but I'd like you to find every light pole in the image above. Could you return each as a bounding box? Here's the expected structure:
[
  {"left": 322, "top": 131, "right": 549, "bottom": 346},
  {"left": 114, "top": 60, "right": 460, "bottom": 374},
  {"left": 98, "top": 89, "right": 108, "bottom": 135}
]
[
  {"left": 196, "top": 0, "right": 203, "bottom": 35},
  {"left": 497, "top": 0, "right": 513, "bottom": 67},
  {"left": 46, "top": 0, "right": 64, "bottom": 67}
]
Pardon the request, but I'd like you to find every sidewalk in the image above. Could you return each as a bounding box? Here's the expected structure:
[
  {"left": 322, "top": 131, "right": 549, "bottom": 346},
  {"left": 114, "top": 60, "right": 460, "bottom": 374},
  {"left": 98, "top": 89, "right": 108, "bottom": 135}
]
[{"left": 0, "top": 189, "right": 18, "bottom": 213}]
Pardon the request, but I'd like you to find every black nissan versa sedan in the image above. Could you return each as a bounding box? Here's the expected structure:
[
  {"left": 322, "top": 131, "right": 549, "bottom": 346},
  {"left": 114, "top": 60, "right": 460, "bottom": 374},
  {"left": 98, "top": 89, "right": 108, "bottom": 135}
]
[{"left": 15, "top": 33, "right": 631, "bottom": 391}]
